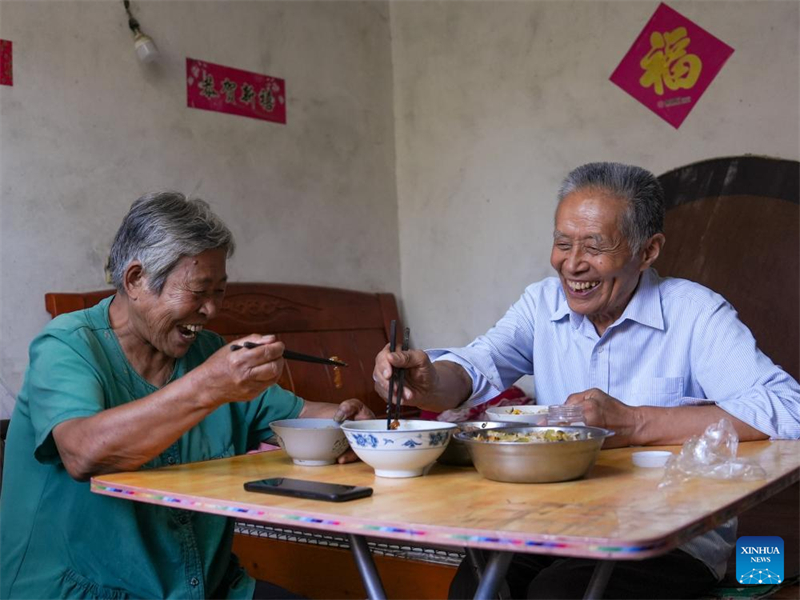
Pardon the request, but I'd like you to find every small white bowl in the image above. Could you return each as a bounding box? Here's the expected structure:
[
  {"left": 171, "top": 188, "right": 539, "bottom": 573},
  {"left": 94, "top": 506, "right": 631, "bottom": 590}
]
[
  {"left": 484, "top": 405, "right": 549, "bottom": 425},
  {"left": 340, "top": 419, "right": 458, "bottom": 478},
  {"left": 270, "top": 419, "right": 350, "bottom": 466},
  {"left": 632, "top": 450, "right": 672, "bottom": 468}
]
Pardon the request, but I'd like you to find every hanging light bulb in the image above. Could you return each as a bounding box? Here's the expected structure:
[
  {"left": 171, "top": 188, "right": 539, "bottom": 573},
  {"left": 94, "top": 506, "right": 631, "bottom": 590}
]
[
  {"left": 133, "top": 30, "right": 159, "bottom": 63},
  {"left": 123, "top": 0, "right": 159, "bottom": 64}
]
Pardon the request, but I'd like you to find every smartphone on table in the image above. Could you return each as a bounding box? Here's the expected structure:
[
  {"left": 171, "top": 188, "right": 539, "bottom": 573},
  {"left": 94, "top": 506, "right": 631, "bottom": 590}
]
[{"left": 243, "top": 477, "right": 373, "bottom": 502}]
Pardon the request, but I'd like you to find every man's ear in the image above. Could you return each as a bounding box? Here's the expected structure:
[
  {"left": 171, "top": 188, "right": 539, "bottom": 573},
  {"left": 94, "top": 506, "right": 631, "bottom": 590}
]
[
  {"left": 640, "top": 233, "right": 665, "bottom": 270},
  {"left": 123, "top": 262, "right": 146, "bottom": 300}
]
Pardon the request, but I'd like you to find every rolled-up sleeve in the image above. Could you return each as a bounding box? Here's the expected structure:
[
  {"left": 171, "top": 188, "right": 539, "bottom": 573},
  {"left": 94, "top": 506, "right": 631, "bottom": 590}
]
[{"left": 426, "top": 286, "right": 538, "bottom": 407}]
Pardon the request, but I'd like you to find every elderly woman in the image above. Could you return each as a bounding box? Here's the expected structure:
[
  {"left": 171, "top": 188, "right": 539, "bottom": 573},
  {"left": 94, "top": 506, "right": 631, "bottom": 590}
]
[{"left": 0, "top": 192, "right": 373, "bottom": 599}]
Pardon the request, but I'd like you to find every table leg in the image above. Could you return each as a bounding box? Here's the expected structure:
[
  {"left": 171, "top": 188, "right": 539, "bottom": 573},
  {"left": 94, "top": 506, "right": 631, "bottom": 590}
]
[
  {"left": 466, "top": 548, "right": 486, "bottom": 580},
  {"left": 348, "top": 534, "right": 387, "bottom": 600},
  {"left": 582, "top": 560, "right": 615, "bottom": 600},
  {"left": 473, "top": 551, "right": 514, "bottom": 600},
  {"left": 466, "top": 549, "right": 509, "bottom": 600}
]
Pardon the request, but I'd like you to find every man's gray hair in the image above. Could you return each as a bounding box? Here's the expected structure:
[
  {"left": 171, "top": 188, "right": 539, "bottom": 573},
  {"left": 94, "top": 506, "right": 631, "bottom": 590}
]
[
  {"left": 108, "top": 192, "right": 235, "bottom": 294},
  {"left": 557, "top": 162, "right": 664, "bottom": 255}
]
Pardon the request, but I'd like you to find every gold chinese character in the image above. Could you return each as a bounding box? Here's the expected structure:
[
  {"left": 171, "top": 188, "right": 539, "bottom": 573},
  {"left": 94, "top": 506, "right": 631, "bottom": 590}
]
[{"left": 639, "top": 27, "right": 702, "bottom": 96}]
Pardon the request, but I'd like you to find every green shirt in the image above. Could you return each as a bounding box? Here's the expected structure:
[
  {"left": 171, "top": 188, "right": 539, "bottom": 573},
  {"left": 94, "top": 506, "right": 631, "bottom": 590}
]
[{"left": 0, "top": 296, "right": 304, "bottom": 599}]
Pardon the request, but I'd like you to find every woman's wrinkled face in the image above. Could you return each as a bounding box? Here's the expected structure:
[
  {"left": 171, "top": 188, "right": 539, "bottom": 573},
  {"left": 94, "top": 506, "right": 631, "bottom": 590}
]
[
  {"left": 132, "top": 248, "right": 228, "bottom": 358},
  {"left": 550, "top": 189, "right": 645, "bottom": 334}
]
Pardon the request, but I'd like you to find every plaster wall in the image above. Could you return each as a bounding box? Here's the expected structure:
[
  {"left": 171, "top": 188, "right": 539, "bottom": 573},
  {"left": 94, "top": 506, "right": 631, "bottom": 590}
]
[
  {"left": 0, "top": 0, "right": 399, "bottom": 416},
  {"left": 390, "top": 0, "right": 800, "bottom": 376}
]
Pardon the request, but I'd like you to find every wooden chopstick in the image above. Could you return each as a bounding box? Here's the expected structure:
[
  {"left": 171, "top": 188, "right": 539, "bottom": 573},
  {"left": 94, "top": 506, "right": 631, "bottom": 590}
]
[{"left": 230, "top": 342, "right": 348, "bottom": 367}]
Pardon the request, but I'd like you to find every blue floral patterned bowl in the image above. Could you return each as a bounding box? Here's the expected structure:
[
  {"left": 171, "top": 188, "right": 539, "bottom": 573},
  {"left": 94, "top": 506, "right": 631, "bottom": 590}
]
[{"left": 340, "top": 419, "right": 458, "bottom": 478}]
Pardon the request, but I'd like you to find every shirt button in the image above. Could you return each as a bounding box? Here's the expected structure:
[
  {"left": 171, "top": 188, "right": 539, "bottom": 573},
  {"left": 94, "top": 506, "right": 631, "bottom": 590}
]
[
  {"left": 190, "top": 577, "right": 199, "bottom": 587},
  {"left": 167, "top": 456, "right": 176, "bottom": 465},
  {"left": 597, "top": 347, "right": 604, "bottom": 354}
]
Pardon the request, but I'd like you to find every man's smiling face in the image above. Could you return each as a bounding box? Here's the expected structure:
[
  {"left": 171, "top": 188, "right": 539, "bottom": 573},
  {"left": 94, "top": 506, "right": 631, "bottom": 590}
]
[{"left": 550, "top": 188, "right": 646, "bottom": 335}]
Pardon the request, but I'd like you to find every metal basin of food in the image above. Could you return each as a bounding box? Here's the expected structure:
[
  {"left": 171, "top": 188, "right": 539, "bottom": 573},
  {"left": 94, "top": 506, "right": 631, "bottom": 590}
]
[
  {"left": 455, "top": 426, "right": 614, "bottom": 483},
  {"left": 436, "top": 421, "right": 513, "bottom": 466}
]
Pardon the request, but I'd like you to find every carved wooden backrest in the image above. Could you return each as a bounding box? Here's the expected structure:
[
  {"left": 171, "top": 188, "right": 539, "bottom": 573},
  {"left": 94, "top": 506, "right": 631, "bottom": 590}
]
[
  {"left": 45, "top": 283, "right": 401, "bottom": 415},
  {"left": 656, "top": 156, "right": 799, "bottom": 380}
]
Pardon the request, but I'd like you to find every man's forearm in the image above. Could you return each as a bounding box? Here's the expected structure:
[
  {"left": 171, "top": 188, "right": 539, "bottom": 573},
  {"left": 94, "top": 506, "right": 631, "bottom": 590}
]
[
  {"left": 633, "top": 404, "right": 769, "bottom": 446},
  {"left": 413, "top": 360, "right": 473, "bottom": 413}
]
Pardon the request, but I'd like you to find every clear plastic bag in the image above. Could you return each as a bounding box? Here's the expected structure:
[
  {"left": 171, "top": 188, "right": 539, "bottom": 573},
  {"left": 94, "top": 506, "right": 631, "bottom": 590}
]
[{"left": 658, "top": 418, "right": 766, "bottom": 488}]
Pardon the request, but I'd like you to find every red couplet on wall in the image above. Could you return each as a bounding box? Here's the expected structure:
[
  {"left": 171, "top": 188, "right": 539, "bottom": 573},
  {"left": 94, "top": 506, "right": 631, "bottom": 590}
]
[
  {"left": 186, "top": 57, "right": 286, "bottom": 124},
  {"left": 0, "top": 40, "right": 12, "bottom": 86},
  {"left": 609, "top": 3, "right": 734, "bottom": 129}
]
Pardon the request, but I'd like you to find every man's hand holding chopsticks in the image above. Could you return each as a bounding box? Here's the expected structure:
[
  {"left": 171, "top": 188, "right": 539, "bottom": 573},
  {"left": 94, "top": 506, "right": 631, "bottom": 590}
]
[
  {"left": 373, "top": 345, "right": 438, "bottom": 407},
  {"left": 373, "top": 346, "right": 474, "bottom": 413}
]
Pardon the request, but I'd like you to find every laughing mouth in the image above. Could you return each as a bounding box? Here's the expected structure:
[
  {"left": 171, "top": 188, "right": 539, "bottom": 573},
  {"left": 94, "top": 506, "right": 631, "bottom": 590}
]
[
  {"left": 177, "top": 324, "right": 204, "bottom": 339},
  {"left": 567, "top": 280, "right": 600, "bottom": 293}
]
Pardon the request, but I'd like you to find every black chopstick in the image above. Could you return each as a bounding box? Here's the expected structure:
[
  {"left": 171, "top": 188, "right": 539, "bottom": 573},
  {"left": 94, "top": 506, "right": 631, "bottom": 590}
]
[
  {"left": 230, "top": 342, "right": 348, "bottom": 367},
  {"left": 393, "top": 327, "right": 410, "bottom": 424},
  {"left": 386, "top": 320, "right": 398, "bottom": 430}
]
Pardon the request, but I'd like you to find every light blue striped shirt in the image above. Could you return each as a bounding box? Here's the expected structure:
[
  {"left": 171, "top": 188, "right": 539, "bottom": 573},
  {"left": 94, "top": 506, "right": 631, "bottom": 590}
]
[{"left": 428, "top": 268, "right": 800, "bottom": 578}]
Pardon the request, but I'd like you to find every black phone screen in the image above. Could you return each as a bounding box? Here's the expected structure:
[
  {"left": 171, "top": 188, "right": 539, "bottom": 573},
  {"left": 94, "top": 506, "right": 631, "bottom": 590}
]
[{"left": 243, "top": 477, "right": 373, "bottom": 502}]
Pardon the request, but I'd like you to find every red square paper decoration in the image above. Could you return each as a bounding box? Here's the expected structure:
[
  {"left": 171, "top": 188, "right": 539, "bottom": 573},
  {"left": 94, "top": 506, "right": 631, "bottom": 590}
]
[{"left": 610, "top": 3, "right": 734, "bottom": 128}]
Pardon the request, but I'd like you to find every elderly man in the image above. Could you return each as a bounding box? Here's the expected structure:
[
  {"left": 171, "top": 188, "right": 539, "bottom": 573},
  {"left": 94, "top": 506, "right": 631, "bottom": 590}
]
[
  {"left": 0, "top": 192, "right": 373, "bottom": 600},
  {"left": 374, "top": 162, "right": 800, "bottom": 599}
]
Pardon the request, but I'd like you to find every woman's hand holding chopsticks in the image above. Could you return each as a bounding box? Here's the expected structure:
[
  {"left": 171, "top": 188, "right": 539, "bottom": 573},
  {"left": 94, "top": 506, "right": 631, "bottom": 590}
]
[{"left": 192, "top": 335, "right": 287, "bottom": 405}]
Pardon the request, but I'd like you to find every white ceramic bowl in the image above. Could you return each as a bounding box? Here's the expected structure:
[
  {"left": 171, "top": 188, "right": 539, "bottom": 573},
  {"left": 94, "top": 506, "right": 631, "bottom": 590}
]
[
  {"left": 270, "top": 419, "right": 350, "bottom": 466},
  {"left": 632, "top": 450, "right": 672, "bottom": 468},
  {"left": 484, "top": 405, "right": 549, "bottom": 425},
  {"left": 340, "top": 419, "right": 458, "bottom": 478}
]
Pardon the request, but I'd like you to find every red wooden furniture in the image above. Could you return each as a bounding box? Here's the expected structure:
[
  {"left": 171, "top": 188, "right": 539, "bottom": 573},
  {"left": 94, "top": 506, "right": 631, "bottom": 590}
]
[{"left": 46, "top": 283, "right": 403, "bottom": 417}]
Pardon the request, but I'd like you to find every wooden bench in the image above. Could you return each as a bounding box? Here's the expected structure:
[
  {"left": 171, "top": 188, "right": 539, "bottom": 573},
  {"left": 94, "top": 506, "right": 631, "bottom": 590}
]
[{"left": 45, "top": 283, "right": 403, "bottom": 417}]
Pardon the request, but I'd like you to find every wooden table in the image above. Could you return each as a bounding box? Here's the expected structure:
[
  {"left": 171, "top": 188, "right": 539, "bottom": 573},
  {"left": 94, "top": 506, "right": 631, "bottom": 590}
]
[{"left": 92, "top": 441, "right": 800, "bottom": 599}]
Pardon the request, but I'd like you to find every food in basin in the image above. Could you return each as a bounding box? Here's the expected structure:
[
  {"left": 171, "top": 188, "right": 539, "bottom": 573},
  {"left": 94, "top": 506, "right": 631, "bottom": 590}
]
[
  {"left": 456, "top": 425, "right": 614, "bottom": 483},
  {"left": 270, "top": 419, "right": 350, "bottom": 466},
  {"left": 340, "top": 419, "right": 458, "bottom": 478},
  {"left": 436, "top": 421, "right": 513, "bottom": 466}
]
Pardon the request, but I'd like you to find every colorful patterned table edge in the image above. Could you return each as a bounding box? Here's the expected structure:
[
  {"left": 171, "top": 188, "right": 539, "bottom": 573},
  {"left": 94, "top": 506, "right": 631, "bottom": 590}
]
[{"left": 91, "top": 482, "right": 674, "bottom": 559}]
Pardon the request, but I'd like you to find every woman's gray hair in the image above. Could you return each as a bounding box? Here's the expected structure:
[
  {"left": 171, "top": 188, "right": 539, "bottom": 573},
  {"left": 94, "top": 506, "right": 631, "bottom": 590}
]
[
  {"left": 108, "top": 192, "right": 235, "bottom": 294},
  {"left": 557, "top": 162, "right": 664, "bottom": 255}
]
